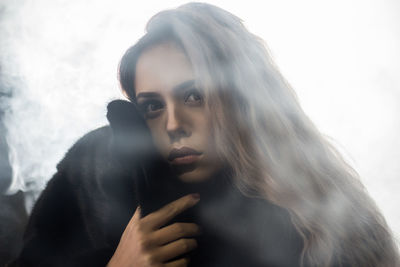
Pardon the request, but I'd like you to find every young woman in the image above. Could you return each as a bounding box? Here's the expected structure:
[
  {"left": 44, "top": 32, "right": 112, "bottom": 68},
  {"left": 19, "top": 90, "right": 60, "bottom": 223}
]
[{"left": 11, "top": 2, "right": 399, "bottom": 267}]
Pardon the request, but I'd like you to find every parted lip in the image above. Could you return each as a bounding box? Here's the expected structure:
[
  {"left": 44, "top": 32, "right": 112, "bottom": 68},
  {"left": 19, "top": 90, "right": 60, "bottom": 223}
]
[{"left": 168, "top": 147, "right": 202, "bottom": 161}]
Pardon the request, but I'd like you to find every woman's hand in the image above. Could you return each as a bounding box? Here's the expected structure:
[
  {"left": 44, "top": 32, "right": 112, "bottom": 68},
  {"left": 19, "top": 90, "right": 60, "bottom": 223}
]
[{"left": 107, "top": 194, "right": 201, "bottom": 267}]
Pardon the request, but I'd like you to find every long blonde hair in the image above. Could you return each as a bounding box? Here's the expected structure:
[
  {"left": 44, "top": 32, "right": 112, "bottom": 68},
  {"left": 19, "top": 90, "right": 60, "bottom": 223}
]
[{"left": 119, "top": 3, "right": 399, "bottom": 266}]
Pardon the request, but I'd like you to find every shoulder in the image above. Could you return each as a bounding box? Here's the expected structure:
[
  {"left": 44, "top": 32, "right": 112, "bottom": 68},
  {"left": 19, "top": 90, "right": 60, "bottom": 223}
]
[
  {"left": 56, "top": 125, "right": 113, "bottom": 171},
  {"left": 31, "top": 126, "right": 116, "bottom": 217},
  {"left": 22, "top": 125, "right": 135, "bottom": 259},
  {"left": 30, "top": 125, "right": 123, "bottom": 229}
]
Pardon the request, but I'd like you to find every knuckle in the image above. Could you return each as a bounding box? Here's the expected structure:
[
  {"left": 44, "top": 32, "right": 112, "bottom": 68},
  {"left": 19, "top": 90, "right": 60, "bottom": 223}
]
[
  {"left": 143, "top": 254, "right": 155, "bottom": 265},
  {"left": 174, "top": 223, "right": 185, "bottom": 235},
  {"left": 138, "top": 236, "right": 150, "bottom": 249},
  {"left": 136, "top": 221, "right": 144, "bottom": 231},
  {"left": 147, "top": 254, "right": 157, "bottom": 264},
  {"left": 180, "top": 257, "right": 190, "bottom": 267},
  {"left": 180, "top": 238, "right": 196, "bottom": 251},
  {"left": 169, "top": 204, "right": 179, "bottom": 215},
  {"left": 180, "top": 239, "right": 189, "bottom": 251},
  {"left": 145, "top": 253, "right": 163, "bottom": 266},
  {"left": 164, "top": 204, "right": 174, "bottom": 215}
]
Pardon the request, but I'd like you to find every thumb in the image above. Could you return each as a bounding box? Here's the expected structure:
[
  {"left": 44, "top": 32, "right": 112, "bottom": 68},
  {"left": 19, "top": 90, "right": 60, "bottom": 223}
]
[
  {"left": 129, "top": 205, "right": 142, "bottom": 225},
  {"left": 134, "top": 205, "right": 142, "bottom": 219}
]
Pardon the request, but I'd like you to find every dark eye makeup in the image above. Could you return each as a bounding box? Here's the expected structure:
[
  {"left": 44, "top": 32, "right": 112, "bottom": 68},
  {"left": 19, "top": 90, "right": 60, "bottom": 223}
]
[
  {"left": 136, "top": 87, "right": 204, "bottom": 119},
  {"left": 184, "top": 88, "right": 203, "bottom": 105},
  {"left": 137, "top": 99, "right": 164, "bottom": 118}
]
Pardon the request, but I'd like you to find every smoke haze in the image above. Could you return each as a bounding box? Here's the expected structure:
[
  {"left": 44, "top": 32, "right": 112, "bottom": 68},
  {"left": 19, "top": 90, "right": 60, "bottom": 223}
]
[{"left": 0, "top": 0, "right": 398, "bottom": 248}]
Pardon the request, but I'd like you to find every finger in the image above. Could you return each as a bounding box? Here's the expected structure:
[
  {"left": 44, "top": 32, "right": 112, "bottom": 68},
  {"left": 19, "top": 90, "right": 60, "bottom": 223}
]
[
  {"left": 134, "top": 206, "right": 142, "bottom": 219},
  {"left": 117, "top": 206, "right": 141, "bottom": 244},
  {"left": 154, "top": 238, "right": 197, "bottom": 262},
  {"left": 142, "top": 194, "right": 200, "bottom": 230},
  {"left": 122, "top": 206, "right": 141, "bottom": 234},
  {"left": 151, "top": 223, "right": 201, "bottom": 245},
  {"left": 164, "top": 257, "right": 190, "bottom": 267},
  {"left": 128, "top": 206, "right": 142, "bottom": 224}
]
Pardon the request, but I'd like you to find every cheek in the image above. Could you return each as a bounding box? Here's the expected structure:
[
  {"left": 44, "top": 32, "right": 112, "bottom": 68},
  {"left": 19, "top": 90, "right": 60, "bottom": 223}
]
[
  {"left": 146, "top": 121, "right": 169, "bottom": 156},
  {"left": 197, "top": 117, "right": 218, "bottom": 158}
]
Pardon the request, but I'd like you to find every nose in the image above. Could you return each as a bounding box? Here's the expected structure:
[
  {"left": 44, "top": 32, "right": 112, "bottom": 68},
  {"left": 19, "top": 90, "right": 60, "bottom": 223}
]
[{"left": 166, "top": 103, "right": 190, "bottom": 142}]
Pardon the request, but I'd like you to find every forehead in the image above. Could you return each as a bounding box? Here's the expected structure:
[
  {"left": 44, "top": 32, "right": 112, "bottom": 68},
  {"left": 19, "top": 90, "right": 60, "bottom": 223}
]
[{"left": 135, "top": 42, "right": 194, "bottom": 96}]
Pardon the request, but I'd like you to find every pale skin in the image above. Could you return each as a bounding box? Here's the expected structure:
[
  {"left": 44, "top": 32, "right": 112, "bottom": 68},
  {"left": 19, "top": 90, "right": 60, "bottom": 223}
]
[
  {"left": 108, "top": 42, "right": 223, "bottom": 266},
  {"left": 134, "top": 42, "right": 222, "bottom": 183}
]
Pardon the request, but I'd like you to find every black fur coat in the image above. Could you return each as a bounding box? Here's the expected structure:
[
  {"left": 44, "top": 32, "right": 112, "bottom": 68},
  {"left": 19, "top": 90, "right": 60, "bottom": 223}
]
[{"left": 10, "top": 100, "right": 303, "bottom": 267}]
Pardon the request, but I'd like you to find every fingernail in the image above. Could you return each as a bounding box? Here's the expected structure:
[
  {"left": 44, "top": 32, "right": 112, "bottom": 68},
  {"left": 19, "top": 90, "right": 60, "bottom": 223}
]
[{"left": 191, "top": 193, "right": 200, "bottom": 200}]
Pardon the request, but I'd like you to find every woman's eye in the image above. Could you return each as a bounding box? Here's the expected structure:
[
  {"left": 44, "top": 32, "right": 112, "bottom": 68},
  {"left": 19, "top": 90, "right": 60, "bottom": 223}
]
[
  {"left": 184, "top": 90, "right": 203, "bottom": 105},
  {"left": 138, "top": 100, "right": 164, "bottom": 118}
]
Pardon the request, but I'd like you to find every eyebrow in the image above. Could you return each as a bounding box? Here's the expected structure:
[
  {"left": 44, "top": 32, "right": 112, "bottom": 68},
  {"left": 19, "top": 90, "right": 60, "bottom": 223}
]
[
  {"left": 173, "top": 79, "right": 195, "bottom": 93},
  {"left": 136, "top": 79, "right": 195, "bottom": 100}
]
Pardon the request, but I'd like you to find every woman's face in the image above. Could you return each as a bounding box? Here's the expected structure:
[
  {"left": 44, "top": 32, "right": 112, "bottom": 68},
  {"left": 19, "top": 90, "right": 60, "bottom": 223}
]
[{"left": 134, "top": 42, "right": 222, "bottom": 183}]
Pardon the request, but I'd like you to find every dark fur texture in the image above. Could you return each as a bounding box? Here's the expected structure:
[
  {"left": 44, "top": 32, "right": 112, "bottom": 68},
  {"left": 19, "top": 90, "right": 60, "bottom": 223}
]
[{"left": 9, "top": 100, "right": 303, "bottom": 266}]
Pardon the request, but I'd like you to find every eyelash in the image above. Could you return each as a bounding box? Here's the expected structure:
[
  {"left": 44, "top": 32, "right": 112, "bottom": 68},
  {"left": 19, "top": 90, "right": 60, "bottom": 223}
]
[
  {"left": 184, "top": 89, "right": 203, "bottom": 105},
  {"left": 138, "top": 100, "right": 164, "bottom": 118},
  {"left": 137, "top": 88, "right": 203, "bottom": 119}
]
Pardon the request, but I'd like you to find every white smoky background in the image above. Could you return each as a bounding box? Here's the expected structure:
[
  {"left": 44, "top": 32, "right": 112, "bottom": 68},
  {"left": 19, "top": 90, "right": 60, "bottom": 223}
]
[{"left": 0, "top": 0, "right": 399, "bottom": 250}]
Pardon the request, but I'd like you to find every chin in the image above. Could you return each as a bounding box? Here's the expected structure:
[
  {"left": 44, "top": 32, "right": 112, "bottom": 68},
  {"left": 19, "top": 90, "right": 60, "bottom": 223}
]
[{"left": 176, "top": 167, "right": 215, "bottom": 183}]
